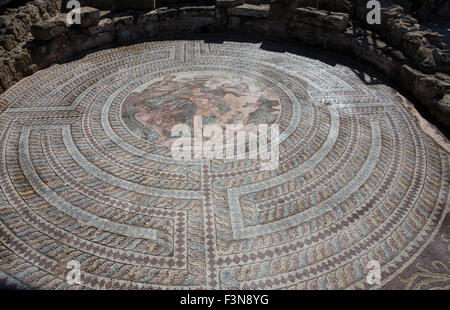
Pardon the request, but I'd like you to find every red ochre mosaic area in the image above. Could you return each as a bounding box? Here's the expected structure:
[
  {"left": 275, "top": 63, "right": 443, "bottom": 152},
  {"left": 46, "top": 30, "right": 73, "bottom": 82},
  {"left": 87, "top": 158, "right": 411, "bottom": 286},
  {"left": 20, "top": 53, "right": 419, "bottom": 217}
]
[
  {"left": 0, "top": 39, "right": 448, "bottom": 290},
  {"left": 121, "top": 71, "right": 280, "bottom": 147}
]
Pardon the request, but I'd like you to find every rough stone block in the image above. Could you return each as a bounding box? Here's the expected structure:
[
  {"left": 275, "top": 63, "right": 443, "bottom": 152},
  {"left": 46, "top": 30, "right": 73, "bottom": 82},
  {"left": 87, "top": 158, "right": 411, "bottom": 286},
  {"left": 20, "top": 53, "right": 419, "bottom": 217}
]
[
  {"left": 423, "top": 31, "right": 445, "bottom": 49},
  {"left": 291, "top": 22, "right": 330, "bottom": 46},
  {"left": 416, "top": 47, "right": 437, "bottom": 73},
  {"left": 435, "top": 94, "right": 450, "bottom": 124},
  {"left": 157, "top": 17, "right": 214, "bottom": 35},
  {"left": 113, "top": 15, "right": 134, "bottom": 28},
  {"left": 269, "top": 0, "right": 298, "bottom": 20},
  {"left": 227, "top": 16, "right": 240, "bottom": 30},
  {"left": 216, "top": 0, "right": 243, "bottom": 7},
  {"left": 77, "top": 31, "right": 114, "bottom": 51},
  {"left": 72, "top": 7, "right": 101, "bottom": 28},
  {"left": 295, "top": 7, "right": 349, "bottom": 32},
  {"left": 178, "top": 6, "right": 216, "bottom": 18},
  {"left": 137, "top": 10, "right": 159, "bottom": 37},
  {"left": 156, "top": 8, "right": 178, "bottom": 21},
  {"left": 433, "top": 49, "right": 450, "bottom": 73},
  {"left": 0, "top": 34, "right": 16, "bottom": 51},
  {"left": 399, "top": 64, "right": 424, "bottom": 93},
  {"left": 112, "top": 0, "right": 156, "bottom": 12},
  {"left": 87, "top": 18, "right": 114, "bottom": 35},
  {"left": 31, "top": 18, "right": 68, "bottom": 41},
  {"left": 238, "top": 17, "right": 288, "bottom": 39},
  {"left": 228, "top": 4, "right": 269, "bottom": 18},
  {"left": 298, "top": 0, "right": 352, "bottom": 14}
]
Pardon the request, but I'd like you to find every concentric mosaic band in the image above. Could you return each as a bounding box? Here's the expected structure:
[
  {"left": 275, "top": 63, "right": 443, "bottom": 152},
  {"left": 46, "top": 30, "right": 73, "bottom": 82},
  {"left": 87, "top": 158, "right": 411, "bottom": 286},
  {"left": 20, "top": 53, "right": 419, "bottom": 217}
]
[{"left": 0, "top": 39, "right": 448, "bottom": 290}]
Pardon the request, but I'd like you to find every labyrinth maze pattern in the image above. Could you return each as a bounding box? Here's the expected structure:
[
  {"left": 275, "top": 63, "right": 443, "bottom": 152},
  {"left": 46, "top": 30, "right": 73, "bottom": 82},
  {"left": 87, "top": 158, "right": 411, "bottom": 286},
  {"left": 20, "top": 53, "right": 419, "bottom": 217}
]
[{"left": 0, "top": 39, "right": 448, "bottom": 290}]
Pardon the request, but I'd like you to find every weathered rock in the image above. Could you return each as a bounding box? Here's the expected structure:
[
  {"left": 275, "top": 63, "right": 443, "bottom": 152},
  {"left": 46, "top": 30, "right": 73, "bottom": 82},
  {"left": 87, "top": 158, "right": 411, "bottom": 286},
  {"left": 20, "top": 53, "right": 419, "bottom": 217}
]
[
  {"left": 157, "top": 8, "right": 178, "bottom": 21},
  {"left": 334, "top": 0, "right": 352, "bottom": 13},
  {"left": 269, "top": 0, "right": 298, "bottom": 20},
  {"left": 22, "top": 3, "right": 42, "bottom": 24},
  {"left": 137, "top": 10, "right": 159, "bottom": 37},
  {"left": 416, "top": 47, "right": 437, "bottom": 73},
  {"left": 295, "top": 7, "right": 349, "bottom": 32},
  {"left": 229, "top": 13, "right": 288, "bottom": 37},
  {"left": 245, "top": 0, "right": 270, "bottom": 3},
  {"left": 424, "top": 77, "right": 450, "bottom": 124},
  {"left": 85, "top": 18, "right": 112, "bottom": 36},
  {"left": 0, "top": 34, "right": 16, "bottom": 51},
  {"left": 399, "top": 65, "right": 449, "bottom": 119},
  {"left": 178, "top": 6, "right": 216, "bottom": 18},
  {"left": 29, "top": 42, "right": 49, "bottom": 65},
  {"left": 31, "top": 18, "right": 68, "bottom": 41},
  {"left": 72, "top": 31, "right": 115, "bottom": 53},
  {"left": 228, "top": 4, "right": 269, "bottom": 18},
  {"left": 10, "top": 48, "right": 31, "bottom": 79},
  {"left": 399, "top": 64, "right": 425, "bottom": 93},
  {"left": 0, "top": 0, "right": 14, "bottom": 8},
  {"left": 71, "top": 7, "right": 101, "bottom": 28},
  {"left": 416, "top": 0, "right": 450, "bottom": 22},
  {"left": 137, "top": 10, "right": 159, "bottom": 24},
  {"left": 159, "top": 16, "right": 215, "bottom": 35},
  {"left": 46, "top": 34, "right": 72, "bottom": 64},
  {"left": 433, "top": 49, "right": 450, "bottom": 73},
  {"left": 1, "top": 14, "right": 28, "bottom": 42},
  {"left": 388, "top": 49, "right": 408, "bottom": 62},
  {"left": 401, "top": 31, "right": 438, "bottom": 72},
  {"left": 435, "top": 94, "right": 450, "bottom": 124},
  {"left": 216, "top": 0, "right": 243, "bottom": 7},
  {"left": 0, "top": 58, "right": 14, "bottom": 93},
  {"left": 291, "top": 21, "right": 333, "bottom": 47},
  {"left": 45, "top": 0, "right": 59, "bottom": 15},
  {"left": 0, "top": 15, "right": 12, "bottom": 34},
  {"left": 35, "top": 0, "right": 53, "bottom": 16},
  {"left": 379, "top": 5, "right": 405, "bottom": 32},
  {"left": 422, "top": 31, "right": 445, "bottom": 49}
]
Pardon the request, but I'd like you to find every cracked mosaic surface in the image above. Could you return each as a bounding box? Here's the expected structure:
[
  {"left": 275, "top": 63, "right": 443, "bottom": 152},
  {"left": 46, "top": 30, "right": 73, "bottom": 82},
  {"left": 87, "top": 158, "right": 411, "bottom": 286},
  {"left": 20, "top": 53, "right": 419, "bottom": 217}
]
[{"left": 0, "top": 38, "right": 448, "bottom": 290}]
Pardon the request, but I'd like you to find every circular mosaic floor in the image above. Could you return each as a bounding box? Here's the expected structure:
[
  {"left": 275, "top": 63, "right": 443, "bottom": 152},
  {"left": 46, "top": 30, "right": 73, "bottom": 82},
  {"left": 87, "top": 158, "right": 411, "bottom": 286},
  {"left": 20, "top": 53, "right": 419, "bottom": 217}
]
[{"left": 0, "top": 38, "right": 448, "bottom": 290}]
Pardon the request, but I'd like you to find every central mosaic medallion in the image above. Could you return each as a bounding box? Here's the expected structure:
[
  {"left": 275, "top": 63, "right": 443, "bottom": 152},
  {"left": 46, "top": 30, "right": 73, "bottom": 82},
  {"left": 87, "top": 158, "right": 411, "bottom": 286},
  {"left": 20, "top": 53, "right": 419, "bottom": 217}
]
[{"left": 120, "top": 71, "right": 281, "bottom": 147}]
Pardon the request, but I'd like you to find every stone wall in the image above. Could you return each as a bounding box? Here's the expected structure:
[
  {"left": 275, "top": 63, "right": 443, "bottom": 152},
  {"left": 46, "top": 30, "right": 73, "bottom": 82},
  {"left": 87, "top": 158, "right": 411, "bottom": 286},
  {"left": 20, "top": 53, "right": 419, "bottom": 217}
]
[
  {"left": 61, "top": 0, "right": 216, "bottom": 11},
  {"left": 0, "top": 0, "right": 59, "bottom": 91},
  {"left": 390, "top": 0, "right": 450, "bottom": 22},
  {"left": 0, "top": 0, "right": 449, "bottom": 132}
]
